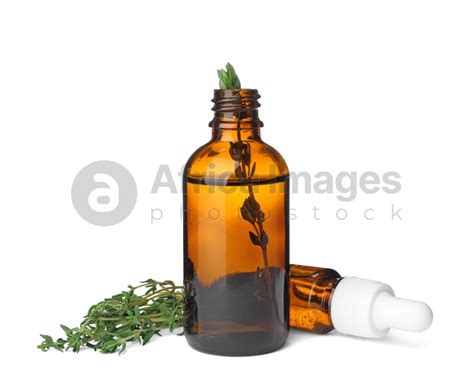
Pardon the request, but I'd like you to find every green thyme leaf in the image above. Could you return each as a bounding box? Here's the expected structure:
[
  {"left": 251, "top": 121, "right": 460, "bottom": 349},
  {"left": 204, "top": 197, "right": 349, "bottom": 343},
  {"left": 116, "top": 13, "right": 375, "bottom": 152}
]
[
  {"left": 250, "top": 162, "right": 256, "bottom": 177},
  {"left": 249, "top": 231, "right": 261, "bottom": 246},
  {"left": 217, "top": 62, "right": 241, "bottom": 89}
]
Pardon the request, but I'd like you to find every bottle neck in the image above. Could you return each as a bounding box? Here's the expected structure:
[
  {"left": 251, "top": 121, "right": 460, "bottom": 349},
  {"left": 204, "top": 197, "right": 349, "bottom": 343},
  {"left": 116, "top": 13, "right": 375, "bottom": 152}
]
[
  {"left": 209, "top": 89, "right": 263, "bottom": 141},
  {"left": 211, "top": 128, "right": 261, "bottom": 142}
]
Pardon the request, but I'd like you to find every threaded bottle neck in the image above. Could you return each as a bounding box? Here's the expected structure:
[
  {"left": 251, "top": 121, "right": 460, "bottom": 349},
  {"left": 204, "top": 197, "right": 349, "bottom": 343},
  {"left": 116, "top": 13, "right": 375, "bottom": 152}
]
[{"left": 209, "top": 89, "right": 264, "bottom": 130}]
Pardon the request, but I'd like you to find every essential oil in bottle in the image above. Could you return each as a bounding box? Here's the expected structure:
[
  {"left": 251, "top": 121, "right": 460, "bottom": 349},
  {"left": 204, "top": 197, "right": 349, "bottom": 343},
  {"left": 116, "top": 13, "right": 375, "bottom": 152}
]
[
  {"left": 289, "top": 264, "right": 433, "bottom": 338},
  {"left": 183, "top": 86, "right": 289, "bottom": 356}
]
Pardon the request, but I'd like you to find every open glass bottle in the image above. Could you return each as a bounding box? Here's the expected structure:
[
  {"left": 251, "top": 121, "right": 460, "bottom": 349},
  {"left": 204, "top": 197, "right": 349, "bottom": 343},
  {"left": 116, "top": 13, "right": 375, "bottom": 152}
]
[{"left": 183, "top": 88, "right": 289, "bottom": 356}]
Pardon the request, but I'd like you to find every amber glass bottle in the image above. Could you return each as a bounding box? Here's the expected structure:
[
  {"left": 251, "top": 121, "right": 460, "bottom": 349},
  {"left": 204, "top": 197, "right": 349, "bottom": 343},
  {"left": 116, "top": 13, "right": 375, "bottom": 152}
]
[
  {"left": 183, "top": 89, "right": 289, "bottom": 356},
  {"left": 289, "top": 264, "right": 341, "bottom": 333},
  {"left": 288, "top": 263, "right": 433, "bottom": 338}
]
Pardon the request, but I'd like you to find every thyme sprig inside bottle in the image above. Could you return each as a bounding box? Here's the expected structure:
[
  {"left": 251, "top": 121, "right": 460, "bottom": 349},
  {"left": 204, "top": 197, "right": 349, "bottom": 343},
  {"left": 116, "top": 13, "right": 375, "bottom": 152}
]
[{"left": 183, "top": 63, "right": 290, "bottom": 356}]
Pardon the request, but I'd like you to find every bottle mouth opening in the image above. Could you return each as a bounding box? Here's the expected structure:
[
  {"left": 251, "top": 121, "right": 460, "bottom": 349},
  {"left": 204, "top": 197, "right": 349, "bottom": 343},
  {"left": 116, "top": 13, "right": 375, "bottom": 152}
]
[{"left": 212, "top": 88, "right": 259, "bottom": 95}]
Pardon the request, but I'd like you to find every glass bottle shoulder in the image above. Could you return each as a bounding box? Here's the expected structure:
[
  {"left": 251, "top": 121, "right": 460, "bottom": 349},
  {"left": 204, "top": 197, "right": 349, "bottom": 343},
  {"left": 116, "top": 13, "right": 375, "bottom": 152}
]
[{"left": 184, "top": 137, "right": 289, "bottom": 182}]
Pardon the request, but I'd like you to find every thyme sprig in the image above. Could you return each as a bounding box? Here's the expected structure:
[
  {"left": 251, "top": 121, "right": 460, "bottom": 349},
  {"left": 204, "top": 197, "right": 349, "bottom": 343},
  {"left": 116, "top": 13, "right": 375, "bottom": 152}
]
[
  {"left": 217, "top": 62, "right": 241, "bottom": 89},
  {"left": 230, "top": 138, "right": 276, "bottom": 311},
  {"left": 38, "top": 279, "right": 184, "bottom": 354},
  {"left": 219, "top": 63, "right": 278, "bottom": 316}
]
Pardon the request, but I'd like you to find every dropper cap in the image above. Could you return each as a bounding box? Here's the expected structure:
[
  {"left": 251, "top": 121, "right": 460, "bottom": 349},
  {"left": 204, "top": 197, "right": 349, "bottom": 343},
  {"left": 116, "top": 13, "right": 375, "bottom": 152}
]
[{"left": 330, "top": 277, "right": 433, "bottom": 338}]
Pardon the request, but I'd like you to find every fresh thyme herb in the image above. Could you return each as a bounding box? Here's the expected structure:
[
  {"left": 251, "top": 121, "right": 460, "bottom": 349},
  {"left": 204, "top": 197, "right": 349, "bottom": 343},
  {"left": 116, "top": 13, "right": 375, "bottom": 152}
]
[
  {"left": 220, "top": 63, "right": 278, "bottom": 315},
  {"left": 230, "top": 138, "right": 276, "bottom": 313},
  {"left": 217, "top": 62, "right": 241, "bottom": 89},
  {"left": 38, "top": 279, "right": 184, "bottom": 354}
]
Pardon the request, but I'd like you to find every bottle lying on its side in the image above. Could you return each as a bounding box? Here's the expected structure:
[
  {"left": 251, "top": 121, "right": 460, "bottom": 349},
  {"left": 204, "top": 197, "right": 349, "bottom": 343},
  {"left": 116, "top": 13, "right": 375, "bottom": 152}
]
[{"left": 289, "top": 264, "right": 433, "bottom": 338}]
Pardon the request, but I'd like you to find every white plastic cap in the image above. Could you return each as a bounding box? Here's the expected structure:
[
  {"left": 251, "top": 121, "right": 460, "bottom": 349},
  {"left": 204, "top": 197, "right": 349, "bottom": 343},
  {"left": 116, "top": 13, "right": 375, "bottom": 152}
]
[{"left": 330, "top": 277, "right": 433, "bottom": 338}]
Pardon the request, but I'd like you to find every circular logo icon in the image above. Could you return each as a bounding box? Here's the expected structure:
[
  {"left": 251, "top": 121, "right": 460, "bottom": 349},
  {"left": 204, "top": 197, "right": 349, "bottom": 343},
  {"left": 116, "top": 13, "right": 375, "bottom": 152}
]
[{"left": 71, "top": 160, "right": 137, "bottom": 226}]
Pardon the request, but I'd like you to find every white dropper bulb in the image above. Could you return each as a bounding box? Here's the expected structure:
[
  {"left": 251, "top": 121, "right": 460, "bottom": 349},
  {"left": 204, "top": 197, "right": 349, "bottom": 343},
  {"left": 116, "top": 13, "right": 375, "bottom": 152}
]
[
  {"left": 372, "top": 291, "right": 433, "bottom": 333},
  {"left": 330, "top": 277, "right": 433, "bottom": 339}
]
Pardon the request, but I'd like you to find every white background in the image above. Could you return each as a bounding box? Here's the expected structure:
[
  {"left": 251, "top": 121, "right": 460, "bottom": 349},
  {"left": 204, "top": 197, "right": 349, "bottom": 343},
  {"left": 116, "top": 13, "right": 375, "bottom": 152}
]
[{"left": 1, "top": 1, "right": 472, "bottom": 386}]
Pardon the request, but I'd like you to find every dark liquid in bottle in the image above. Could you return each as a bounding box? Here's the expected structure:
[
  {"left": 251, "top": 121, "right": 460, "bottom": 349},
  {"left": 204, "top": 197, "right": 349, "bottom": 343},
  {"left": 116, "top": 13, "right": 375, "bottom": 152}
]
[{"left": 183, "top": 177, "right": 289, "bottom": 356}]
